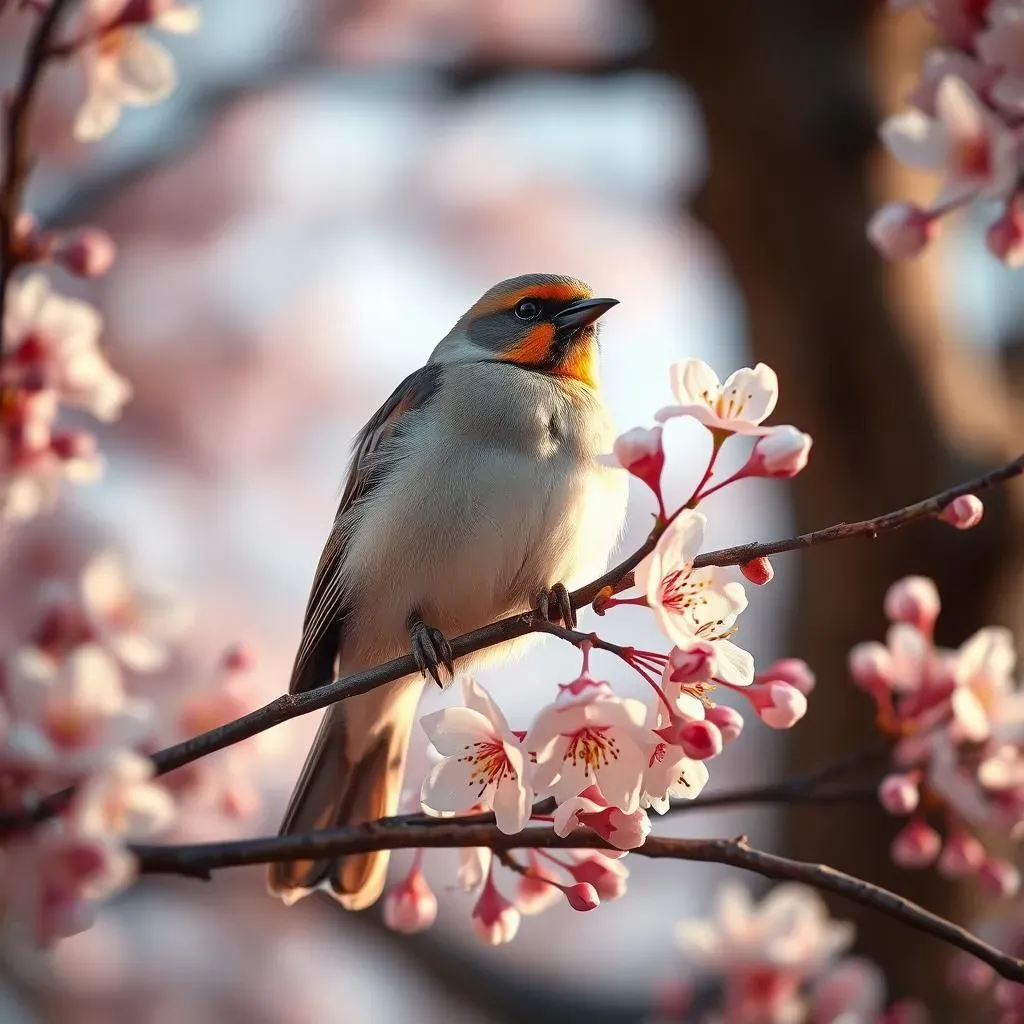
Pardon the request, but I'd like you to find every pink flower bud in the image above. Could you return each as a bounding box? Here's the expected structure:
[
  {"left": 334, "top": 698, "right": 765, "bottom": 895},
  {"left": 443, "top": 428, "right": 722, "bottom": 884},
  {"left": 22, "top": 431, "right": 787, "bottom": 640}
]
[
  {"left": 940, "top": 494, "right": 984, "bottom": 530},
  {"left": 979, "top": 856, "right": 1021, "bottom": 899},
  {"left": 937, "top": 830, "right": 986, "bottom": 878},
  {"left": 220, "top": 643, "right": 254, "bottom": 673},
  {"left": 579, "top": 805, "right": 651, "bottom": 850},
  {"left": 757, "top": 657, "right": 815, "bottom": 695},
  {"left": 679, "top": 719, "right": 723, "bottom": 760},
  {"left": 745, "top": 680, "right": 807, "bottom": 729},
  {"left": 472, "top": 876, "right": 520, "bottom": 945},
  {"left": 747, "top": 425, "right": 812, "bottom": 479},
  {"left": 117, "top": 0, "right": 179, "bottom": 25},
  {"left": 740, "top": 556, "right": 774, "bottom": 586},
  {"left": 568, "top": 853, "right": 628, "bottom": 900},
  {"left": 706, "top": 703, "right": 744, "bottom": 743},
  {"left": 878, "top": 773, "right": 920, "bottom": 816},
  {"left": 848, "top": 642, "right": 894, "bottom": 692},
  {"left": 884, "top": 576, "right": 941, "bottom": 634},
  {"left": 867, "top": 202, "right": 934, "bottom": 259},
  {"left": 514, "top": 857, "right": 562, "bottom": 916},
  {"left": 12, "top": 211, "right": 55, "bottom": 261},
  {"left": 563, "top": 881, "right": 600, "bottom": 912},
  {"left": 986, "top": 205, "right": 1024, "bottom": 267},
  {"left": 883, "top": 998, "right": 933, "bottom": 1024},
  {"left": 664, "top": 642, "right": 716, "bottom": 684},
  {"left": 55, "top": 228, "right": 116, "bottom": 278},
  {"left": 891, "top": 818, "right": 941, "bottom": 868},
  {"left": 610, "top": 426, "right": 665, "bottom": 503},
  {"left": 50, "top": 431, "right": 97, "bottom": 462}
]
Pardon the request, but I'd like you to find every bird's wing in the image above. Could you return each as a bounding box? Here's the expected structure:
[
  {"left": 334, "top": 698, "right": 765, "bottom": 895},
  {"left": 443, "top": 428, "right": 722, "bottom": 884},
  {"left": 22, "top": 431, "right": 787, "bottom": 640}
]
[{"left": 288, "top": 363, "right": 445, "bottom": 694}]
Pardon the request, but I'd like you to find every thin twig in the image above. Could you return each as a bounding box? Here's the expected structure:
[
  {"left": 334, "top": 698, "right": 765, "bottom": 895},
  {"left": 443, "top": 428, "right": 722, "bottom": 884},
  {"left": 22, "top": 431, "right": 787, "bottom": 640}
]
[
  {"left": 0, "top": 454, "right": 1020, "bottom": 833},
  {"left": 0, "top": 0, "right": 75, "bottom": 343},
  {"left": 131, "top": 820, "right": 1024, "bottom": 984}
]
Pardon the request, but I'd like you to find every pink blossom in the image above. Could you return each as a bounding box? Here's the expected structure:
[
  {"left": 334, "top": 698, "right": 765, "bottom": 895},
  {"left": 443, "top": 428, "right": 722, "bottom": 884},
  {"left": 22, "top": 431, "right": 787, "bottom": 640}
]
[
  {"left": 891, "top": 818, "right": 942, "bottom": 868},
  {"left": 940, "top": 493, "right": 985, "bottom": 529},
  {"left": 513, "top": 853, "right": 562, "bottom": 916},
  {"left": 742, "top": 425, "right": 813, "bottom": 479},
  {"left": 634, "top": 511, "right": 753, "bottom": 686},
  {"left": 987, "top": 198, "right": 1024, "bottom": 265},
  {"left": 758, "top": 657, "right": 816, "bottom": 696},
  {"left": 675, "top": 717, "right": 724, "bottom": 758},
  {"left": 849, "top": 640, "right": 896, "bottom": 693},
  {"left": 884, "top": 576, "right": 941, "bottom": 635},
  {"left": 640, "top": 719, "right": 710, "bottom": 813},
  {"left": 739, "top": 556, "right": 774, "bottom": 586},
  {"left": 458, "top": 846, "right": 492, "bottom": 892},
  {"left": 54, "top": 228, "right": 117, "bottom": 278},
  {"left": 977, "top": 0, "right": 1024, "bottom": 113},
  {"left": 657, "top": 358, "right": 779, "bottom": 436},
  {"left": 421, "top": 678, "right": 532, "bottom": 834},
  {"left": 979, "top": 856, "right": 1022, "bottom": 898},
  {"left": 743, "top": 680, "right": 808, "bottom": 729},
  {"left": 867, "top": 202, "right": 936, "bottom": 258},
  {"left": 907, "top": 48, "right": 997, "bottom": 114},
  {"left": 471, "top": 872, "right": 520, "bottom": 945},
  {"left": 563, "top": 882, "right": 600, "bottom": 912},
  {"left": 552, "top": 786, "right": 651, "bottom": 850},
  {"left": 881, "top": 75, "right": 1018, "bottom": 206},
  {"left": 3, "top": 644, "right": 152, "bottom": 777},
  {"left": 75, "top": 0, "right": 201, "bottom": 142},
  {"left": 810, "top": 957, "right": 887, "bottom": 1024},
  {"left": 937, "top": 830, "right": 986, "bottom": 878},
  {"left": 3, "top": 274, "right": 132, "bottom": 422},
  {"left": 81, "top": 549, "right": 192, "bottom": 672},
  {"left": 528, "top": 677, "right": 650, "bottom": 812},
  {"left": 878, "top": 772, "right": 921, "bottom": 815},
  {"left": 949, "top": 625, "right": 1017, "bottom": 744},
  {"left": 72, "top": 751, "right": 174, "bottom": 838},
  {"left": 383, "top": 863, "right": 437, "bottom": 934},
  {"left": 663, "top": 641, "right": 716, "bottom": 684}
]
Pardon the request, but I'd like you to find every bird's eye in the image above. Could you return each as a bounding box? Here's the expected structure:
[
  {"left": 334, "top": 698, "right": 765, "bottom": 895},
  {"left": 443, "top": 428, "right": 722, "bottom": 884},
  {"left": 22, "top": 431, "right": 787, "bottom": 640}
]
[{"left": 514, "top": 299, "right": 540, "bottom": 321}]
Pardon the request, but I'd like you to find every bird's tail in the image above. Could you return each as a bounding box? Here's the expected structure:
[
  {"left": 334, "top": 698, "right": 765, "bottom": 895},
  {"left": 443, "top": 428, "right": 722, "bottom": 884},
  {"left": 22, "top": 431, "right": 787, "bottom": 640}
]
[{"left": 267, "top": 679, "right": 421, "bottom": 910}]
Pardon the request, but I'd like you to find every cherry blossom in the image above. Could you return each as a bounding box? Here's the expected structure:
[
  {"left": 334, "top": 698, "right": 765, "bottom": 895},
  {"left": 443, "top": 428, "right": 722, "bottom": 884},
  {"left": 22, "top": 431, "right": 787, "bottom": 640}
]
[
  {"left": 602, "top": 425, "right": 666, "bottom": 511},
  {"left": 742, "top": 425, "right": 813, "bottom": 479},
  {"left": 977, "top": 0, "right": 1024, "bottom": 113},
  {"left": 512, "top": 853, "right": 564, "bottom": 915},
  {"left": 421, "top": 677, "right": 532, "bottom": 833},
  {"left": 80, "top": 549, "right": 192, "bottom": 672},
  {"left": 3, "top": 274, "right": 131, "bottom": 422},
  {"left": 552, "top": 785, "right": 652, "bottom": 850},
  {"left": 74, "top": 0, "right": 202, "bottom": 142},
  {"left": 867, "top": 201, "right": 936, "bottom": 258},
  {"left": 528, "top": 675, "right": 650, "bottom": 812},
  {"left": 941, "top": 493, "right": 985, "bottom": 529},
  {"left": 71, "top": 751, "right": 175, "bottom": 838},
  {"left": 472, "top": 870, "right": 520, "bottom": 945},
  {"left": 382, "top": 858, "right": 438, "bottom": 934},
  {"left": 634, "top": 510, "right": 753, "bottom": 685},
  {"left": 742, "top": 679, "right": 808, "bottom": 729},
  {"left": 2, "top": 644, "right": 153, "bottom": 777},
  {"left": 657, "top": 358, "right": 779, "bottom": 436}
]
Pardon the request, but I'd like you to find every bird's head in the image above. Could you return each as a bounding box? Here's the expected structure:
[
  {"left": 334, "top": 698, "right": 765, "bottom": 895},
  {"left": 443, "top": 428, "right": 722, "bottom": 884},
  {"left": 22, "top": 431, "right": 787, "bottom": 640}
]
[{"left": 430, "top": 273, "right": 618, "bottom": 388}]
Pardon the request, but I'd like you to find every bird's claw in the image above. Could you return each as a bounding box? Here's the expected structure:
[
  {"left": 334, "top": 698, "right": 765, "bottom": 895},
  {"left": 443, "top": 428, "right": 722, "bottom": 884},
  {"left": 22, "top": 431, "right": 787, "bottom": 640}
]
[
  {"left": 407, "top": 613, "right": 455, "bottom": 689},
  {"left": 535, "top": 582, "right": 577, "bottom": 630}
]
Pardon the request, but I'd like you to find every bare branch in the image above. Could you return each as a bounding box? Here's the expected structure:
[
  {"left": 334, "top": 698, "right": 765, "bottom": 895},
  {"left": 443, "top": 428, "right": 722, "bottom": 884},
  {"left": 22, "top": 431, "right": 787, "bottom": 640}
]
[
  {"left": 0, "top": 0, "right": 76, "bottom": 343},
  {"left": 131, "top": 819, "right": 1024, "bottom": 984}
]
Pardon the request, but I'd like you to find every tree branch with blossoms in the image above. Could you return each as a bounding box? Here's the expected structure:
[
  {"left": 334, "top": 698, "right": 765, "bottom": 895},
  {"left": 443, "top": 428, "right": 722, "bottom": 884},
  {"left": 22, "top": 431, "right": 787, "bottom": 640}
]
[{"left": 3, "top": 3, "right": 1024, "bottom": 1023}]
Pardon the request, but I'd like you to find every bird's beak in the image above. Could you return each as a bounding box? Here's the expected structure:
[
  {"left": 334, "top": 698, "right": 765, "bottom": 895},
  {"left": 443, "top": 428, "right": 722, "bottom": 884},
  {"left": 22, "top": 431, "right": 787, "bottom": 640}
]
[{"left": 551, "top": 297, "right": 619, "bottom": 333}]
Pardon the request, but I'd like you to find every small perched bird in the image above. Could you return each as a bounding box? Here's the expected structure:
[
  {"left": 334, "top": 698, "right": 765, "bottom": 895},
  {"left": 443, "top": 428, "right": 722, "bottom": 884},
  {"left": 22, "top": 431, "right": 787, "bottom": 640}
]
[{"left": 268, "top": 273, "right": 629, "bottom": 910}]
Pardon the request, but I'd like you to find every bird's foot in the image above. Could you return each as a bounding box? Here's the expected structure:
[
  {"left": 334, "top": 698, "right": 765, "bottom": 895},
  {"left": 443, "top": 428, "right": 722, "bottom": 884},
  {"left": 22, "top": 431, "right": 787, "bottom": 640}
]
[
  {"left": 534, "top": 582, "right": 577, "bottom": 630},
  {"left": 407, "top": 612, "right": 455, "bottom": 689}
]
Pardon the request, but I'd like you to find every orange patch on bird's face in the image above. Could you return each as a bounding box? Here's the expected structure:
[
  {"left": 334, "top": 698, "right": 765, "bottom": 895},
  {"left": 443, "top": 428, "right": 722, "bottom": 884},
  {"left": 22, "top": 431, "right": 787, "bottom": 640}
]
[
  {"left": 553, "top": 334, "right": 600, "bottom": 388},
  {"left": 504, "top": 323, "right": 555, "bottom": 368},
  {"left": 469, "top": 281, "right": 591, "bottom": 321},
  {"left": 503, "top": 323, "right": 600, "bottom": 388}
]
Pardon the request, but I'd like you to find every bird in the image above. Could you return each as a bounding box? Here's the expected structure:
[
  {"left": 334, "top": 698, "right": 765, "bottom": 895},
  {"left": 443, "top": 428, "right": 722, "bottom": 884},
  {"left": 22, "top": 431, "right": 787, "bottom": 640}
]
[{"left": 267, "top": 273, "right": 629, "bottom": 910}]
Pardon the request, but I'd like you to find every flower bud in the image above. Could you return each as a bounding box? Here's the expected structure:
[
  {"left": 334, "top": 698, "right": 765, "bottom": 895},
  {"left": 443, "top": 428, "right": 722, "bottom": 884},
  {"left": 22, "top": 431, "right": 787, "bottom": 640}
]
[
  {"left": 740, "top": 556, "right": 773, "bottom": 586},
  {"left": 679, "top": 719, "right": 723, "bottom": 760},
  {"left": 384, "top": 867, "right": 437, "bottom": 934},
  {"left": 891, "top": 818, "right": 941, "bottom": 868},
  {"left": 220, "top": 643, "right": 254, "bottom": 673},
  {"left": 514, "top": 858, "right": 561, "bottom": 916},
  {"left": 563, "top": 881, "right": 600, "bottom": 912},
  {"left": 940, "top": 494, "right": 984, "bottom": 530},
  {"left": 848, "top": 642, "right": 894, "bottom": 693},
  {"left": 745, "top": 680, "right": 807, "bottom": 729},
  {"left": 608, "top": 426, "right": 665, "bottom": 504},
  {"left": 868, "top": 202, "right": 934, "bottom": 259},
  {"left": 878, "top": 773, "right": 920, "bottom": 816},
  {"left": 472, "top": 878, "right": 520, "bottom": 945},
  {"left": 757, "top": 657, "right": 815, "bottom": 695},
  {"left": 937, "top": 831, "right": 986, "bottom": 878},
  {"left": 55, "top": 228, "right": 116, "bottom": 278},
  {"left": 986, "top": 205, "right": 1024, "bottom": 267},
  {"left": 747, "top": 426, "right": 812, "bottom": 479},
  {"left": 568, "top": 853, "right": 628, "bottom": 900},
  {"left": 979, "top": 856, "right": 1021, "bottom": 899},
  {"left": 664, "top": 642, "right": 716, "bottom": 684},
  {"left": 706, "top": 703, "right": 744, "bottom": 744},
  {"left": 884, "top": 576, "right": 941, "bottom": 634}
]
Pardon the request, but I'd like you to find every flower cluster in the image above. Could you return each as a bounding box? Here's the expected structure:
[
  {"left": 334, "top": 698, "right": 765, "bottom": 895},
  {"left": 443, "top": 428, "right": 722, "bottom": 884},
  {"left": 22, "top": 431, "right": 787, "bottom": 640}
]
[
  {"left": 658, "top": 883, "right": 930, "bottom": 1024},
  {"left": 850, "top": 575, "right": 1023, "bottom": 895},
  {"left": 0, "top": 550, "right": 254, "bottom": 946},
  {"left": 384, "top": 359, "right": 815, "bottom": 943},
  {"left": 871, "top": 0, "right": 1024, "bottom": 264}
]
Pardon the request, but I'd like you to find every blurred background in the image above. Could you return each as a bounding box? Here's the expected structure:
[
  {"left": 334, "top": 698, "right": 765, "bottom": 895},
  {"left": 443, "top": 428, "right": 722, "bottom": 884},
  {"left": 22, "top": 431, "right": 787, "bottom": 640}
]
[{"left": 1, "top": 0, "right": 1023, "bottom": 1021}]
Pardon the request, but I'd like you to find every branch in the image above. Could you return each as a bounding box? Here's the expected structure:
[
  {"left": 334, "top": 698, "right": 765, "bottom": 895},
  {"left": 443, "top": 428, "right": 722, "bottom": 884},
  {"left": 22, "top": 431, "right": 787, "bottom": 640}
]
[
  {"left": 0, "top": 0, "right": 75, "bottom": 342},
  {"left": 131, "top": 819, "right": 1024, "bottom": 984},
  {"left": 0, "top": 454, "right": 1020, "bottom": 833}
]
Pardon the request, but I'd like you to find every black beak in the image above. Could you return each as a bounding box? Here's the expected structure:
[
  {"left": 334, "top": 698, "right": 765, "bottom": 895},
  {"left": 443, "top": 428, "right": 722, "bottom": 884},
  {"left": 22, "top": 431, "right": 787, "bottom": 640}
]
[{"left": 551, "top": 297, "right": 619, "bottom": 334}]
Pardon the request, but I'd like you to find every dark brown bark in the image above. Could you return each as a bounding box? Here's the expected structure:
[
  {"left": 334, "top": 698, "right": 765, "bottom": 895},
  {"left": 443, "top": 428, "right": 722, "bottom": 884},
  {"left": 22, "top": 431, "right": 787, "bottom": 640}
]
[{"left": 643, "top": 0, "right": 1024, "bottom": 1013}]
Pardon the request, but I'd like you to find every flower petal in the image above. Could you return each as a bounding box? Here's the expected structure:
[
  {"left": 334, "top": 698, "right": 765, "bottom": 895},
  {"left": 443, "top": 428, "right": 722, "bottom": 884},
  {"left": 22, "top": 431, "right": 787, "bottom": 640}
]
[{"left": 421, "top": 707, "right": 496, "bottom": 756}]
